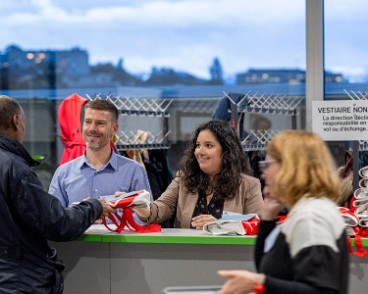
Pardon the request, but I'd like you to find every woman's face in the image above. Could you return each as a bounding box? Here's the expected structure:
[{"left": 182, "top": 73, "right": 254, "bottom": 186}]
[
  {"left": 194, "top": 129, "right": 223, "bottom": 179},
  {"left": 261, "top": 155, "right": 282, "bottom": 199}
]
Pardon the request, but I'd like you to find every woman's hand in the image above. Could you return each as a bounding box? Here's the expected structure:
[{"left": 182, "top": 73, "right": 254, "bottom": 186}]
[
  {"left": 218, "top": 270, "right": 265, "bottom": 294},
  {"left": 191, "top": 214, "right": 217, "bottom": 230},
  {"left": 132, "top": 206, "right": 150, "bottom": 221},
  {"left": 260, "top": 186, "right": 285, "bottom": 220},
  {"left": 113, "top": 191, "right": 151, "bottom": 220}
]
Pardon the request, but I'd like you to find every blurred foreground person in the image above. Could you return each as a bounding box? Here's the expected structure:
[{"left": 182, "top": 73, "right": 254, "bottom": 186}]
[
  {"left": 0, "top": 95, "right": 114, "bottom": 293},
  {"left": 219, "top": 130, "right": 349, "bottom": 294}
]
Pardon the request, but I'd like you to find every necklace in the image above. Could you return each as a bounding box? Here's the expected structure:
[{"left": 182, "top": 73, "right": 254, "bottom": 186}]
[
  {"left": 206, "top": 191, "right": 214, "bottom": 204},
  {"left": 205, "top": 186, "right": 214, "bottom": 196}
]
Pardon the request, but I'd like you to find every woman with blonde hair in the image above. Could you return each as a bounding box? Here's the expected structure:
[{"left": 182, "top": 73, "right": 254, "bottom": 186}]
[{"left": 219, "top": 130, "right": 349, "bottom": 294}]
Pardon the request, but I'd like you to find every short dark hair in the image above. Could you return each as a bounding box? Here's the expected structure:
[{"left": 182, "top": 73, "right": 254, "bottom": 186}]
[
  {"left": 0, "top": 95, "right": 22, "bottom": 131},
  {"left": 85, "top": 99, "right": 119, "bottom": 123}
]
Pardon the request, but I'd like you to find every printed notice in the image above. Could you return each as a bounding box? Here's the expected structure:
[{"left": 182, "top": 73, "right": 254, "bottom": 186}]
[{"left": 312, "top": 100, "right": 368, "bottom": 141}]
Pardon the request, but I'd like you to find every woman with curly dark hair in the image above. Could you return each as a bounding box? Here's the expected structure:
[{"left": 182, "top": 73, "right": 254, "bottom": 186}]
[{"left": 133, "top": 120, "right": 263, "bottom": 229}]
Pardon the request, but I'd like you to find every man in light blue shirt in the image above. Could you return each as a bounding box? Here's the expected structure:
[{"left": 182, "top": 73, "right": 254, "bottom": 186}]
[
  {"left": 49, "top": 99, "right": 151, "bottom": 214},
  {"left": 49, "top": 151, "right": 151, "bottom": 207}
]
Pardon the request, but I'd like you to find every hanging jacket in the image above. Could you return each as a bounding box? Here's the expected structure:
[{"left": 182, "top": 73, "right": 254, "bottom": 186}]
[
  {"left": 212, "top": 92, "right": 248, "bottom": 140},
  {"left": 58, "top": 93, "right": 88, "bottom": 165}
]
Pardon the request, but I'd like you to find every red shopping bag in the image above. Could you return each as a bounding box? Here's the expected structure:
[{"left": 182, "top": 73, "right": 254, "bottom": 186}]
[
  {"left": 241, "top": 215, "right": 260, "bottom": 235},
  {"left": 102, "top": 190, "right": 161, "bottom": 233}
]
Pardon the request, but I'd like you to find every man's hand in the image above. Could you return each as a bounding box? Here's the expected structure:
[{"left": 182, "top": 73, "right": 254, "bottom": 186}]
[{"left": 95, "top": 199, "right": 116, "bottom": 224}]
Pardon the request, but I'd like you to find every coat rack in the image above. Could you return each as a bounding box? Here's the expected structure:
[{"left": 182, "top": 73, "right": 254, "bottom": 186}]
[
  {"left": 224, "top": 91, "right": 304, "bottom": 151},
  {"left": 87, "top": 94, "right": 173, "bottom": 150}
]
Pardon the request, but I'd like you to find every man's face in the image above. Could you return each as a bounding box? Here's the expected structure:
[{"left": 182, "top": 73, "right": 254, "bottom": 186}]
[{"left": 82, "top": 108, "right": 118, "bottom": 151}]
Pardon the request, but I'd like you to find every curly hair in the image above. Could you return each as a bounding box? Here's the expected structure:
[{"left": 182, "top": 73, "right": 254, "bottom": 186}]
[{"left": 179, "top": 120, "right": 249, "bottom": 200}]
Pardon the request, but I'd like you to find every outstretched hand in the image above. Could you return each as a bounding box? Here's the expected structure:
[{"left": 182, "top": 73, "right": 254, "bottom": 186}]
[
  {"left": 113, "top": 191, "right": 150, "bottom": 221},
  {"left": 95, "top": 199, "right": 116, "bottom": 224},
  {"left": 218, "top": 270, "right": 265, "bottom": 294}
]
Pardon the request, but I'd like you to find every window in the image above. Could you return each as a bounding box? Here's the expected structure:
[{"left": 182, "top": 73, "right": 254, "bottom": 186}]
[{"left": 0, "top": 0, "right": 306, "bottom": 185}]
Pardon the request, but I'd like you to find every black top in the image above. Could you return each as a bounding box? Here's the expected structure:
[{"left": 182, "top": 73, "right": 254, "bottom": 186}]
[
  {"left": 192, "top": 190, "right": 224, "bottom": 222},
  {"left": 255, "top": 197, "right": 349, "bottom": 294}
]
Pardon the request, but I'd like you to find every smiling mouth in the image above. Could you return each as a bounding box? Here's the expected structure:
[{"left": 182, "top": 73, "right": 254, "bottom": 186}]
[
  {"left": 198, "top": 158, "right": 209, "bottom": 163},
  {"left": 86, "top": 133, "right": 100, "bottom": 138}
]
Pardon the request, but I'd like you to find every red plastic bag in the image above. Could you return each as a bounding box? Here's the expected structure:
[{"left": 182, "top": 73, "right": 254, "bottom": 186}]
[{"left": 102, "top": 190, "right": 161, "bottom": 233}]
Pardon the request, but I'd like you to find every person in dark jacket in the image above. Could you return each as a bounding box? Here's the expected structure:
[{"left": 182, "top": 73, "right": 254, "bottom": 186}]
[{"left": 0, "top": 95, "right": 114, "bottom": 294}]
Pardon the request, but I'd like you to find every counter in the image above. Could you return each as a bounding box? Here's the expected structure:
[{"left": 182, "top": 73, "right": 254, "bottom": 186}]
[{"left": 52, "top": 225, "right": 368, "bottom": 294}]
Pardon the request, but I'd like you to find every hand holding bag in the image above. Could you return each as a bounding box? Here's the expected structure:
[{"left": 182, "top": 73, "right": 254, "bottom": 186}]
[{"left": 102, "top": 190, "right": 161, "bottom": 233}]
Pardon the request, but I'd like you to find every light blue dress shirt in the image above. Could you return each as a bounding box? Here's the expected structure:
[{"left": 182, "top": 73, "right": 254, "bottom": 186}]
[{"left": 49, "top": 151, "right": 152, "bottom": 206}]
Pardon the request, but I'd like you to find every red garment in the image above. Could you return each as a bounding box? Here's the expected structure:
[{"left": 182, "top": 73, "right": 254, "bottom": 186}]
[{"left": 58, "top": 93, "right": 88, "bottom": 165}]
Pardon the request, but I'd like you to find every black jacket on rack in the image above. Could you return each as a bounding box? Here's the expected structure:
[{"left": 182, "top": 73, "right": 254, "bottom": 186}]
[
  {"left": 145, "top": 149, "right": 174, "bottom": 228},
  {"left": 212, "top": 92, "right": 248, "bottom": 140}
]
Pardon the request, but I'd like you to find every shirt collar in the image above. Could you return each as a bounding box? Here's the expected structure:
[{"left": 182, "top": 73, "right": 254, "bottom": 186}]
[{"left": 79, "top": 149, "right": 118, "bottom": 171}]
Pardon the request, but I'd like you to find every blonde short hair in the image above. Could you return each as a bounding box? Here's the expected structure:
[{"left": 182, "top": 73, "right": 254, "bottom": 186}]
[{"left": 267, "top": 130, "right": 340, "bottom": 206}]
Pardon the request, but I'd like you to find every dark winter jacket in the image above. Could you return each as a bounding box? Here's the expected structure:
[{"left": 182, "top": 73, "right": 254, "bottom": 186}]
[{"left": 0, "top": 131, "right": 103, "bottom": 293}]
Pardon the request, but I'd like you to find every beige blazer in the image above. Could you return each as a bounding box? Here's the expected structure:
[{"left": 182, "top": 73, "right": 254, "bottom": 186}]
[{"left": 147, "top": 173, "right": 263, "bottom": 228}]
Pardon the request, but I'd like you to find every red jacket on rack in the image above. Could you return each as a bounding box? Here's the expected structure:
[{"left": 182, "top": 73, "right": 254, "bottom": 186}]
[{"left": 58, "top": 93, "right": 88, "bottom": 165}]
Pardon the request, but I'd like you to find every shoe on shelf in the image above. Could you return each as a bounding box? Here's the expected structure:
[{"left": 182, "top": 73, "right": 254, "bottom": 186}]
[
  {"left": 350, "top": 196, "right": 368, "bottom": 211},
  {"left": 350, "top": 188, "right": 368, "bottom": 211},
  {"left": 355, "top": 203, "right": 368, "bottom": 219},
  {"left": 359, "top": 166, "right": 368, "bottom": 178},
  {"left": 338, "top": 207, "right": 359, "bottom": 227},
  {"left": 359, "top": 178, "right": 368, "bottom": 188},
  {"left": 354, "top": 187, "right": 368, "bottom": 198},
  {"left": 359, "top": 217, "right": 368, "bottom": 228}
]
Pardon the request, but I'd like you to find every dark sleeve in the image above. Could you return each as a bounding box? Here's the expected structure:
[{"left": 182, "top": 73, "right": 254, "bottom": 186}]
[
  {"left": 15, "top": 171, "right": 103, "bottom": 242},
  {"left": 264, "top": 276, "right": 336, "bottom": 294},
  {"left": 264, "top": 245, "right": 342, "bottom": 294},
  {"left": 255, "top": 220, "right": 277, "bottom": 271}
]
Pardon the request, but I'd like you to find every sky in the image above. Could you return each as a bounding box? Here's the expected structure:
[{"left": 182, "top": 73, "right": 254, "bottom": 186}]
[{"left": 0, "top": 0, "right": 367, "bottom": 82}]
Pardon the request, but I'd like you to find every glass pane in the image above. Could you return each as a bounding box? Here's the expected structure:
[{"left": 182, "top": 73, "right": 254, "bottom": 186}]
[
  {"left": 0, "top": 0, "right": 305, "bottom": 185},
  {"left": 325, "top": 0, "right": 368, "bottom": 97},
  {"left": 325, "top": 0, "right": 368, "bottom": 208}
]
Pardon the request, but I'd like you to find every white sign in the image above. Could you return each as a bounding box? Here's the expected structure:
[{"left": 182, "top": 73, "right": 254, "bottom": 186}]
[{"left": 312, "top": 100, "right": 368, "bottom": 141}]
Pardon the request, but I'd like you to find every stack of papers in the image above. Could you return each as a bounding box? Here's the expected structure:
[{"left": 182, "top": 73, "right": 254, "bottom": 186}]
[{"left": 203, "top": 213, "right": 258, "bottom": 236}]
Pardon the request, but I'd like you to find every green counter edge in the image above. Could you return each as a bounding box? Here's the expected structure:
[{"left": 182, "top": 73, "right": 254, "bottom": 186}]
[{"left": 78, "top": 234, "right": 368, "bottom": 247}]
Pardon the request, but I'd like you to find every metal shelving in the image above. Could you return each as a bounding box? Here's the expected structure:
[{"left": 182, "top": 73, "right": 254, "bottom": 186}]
[
  {"left": 87, "top": 94, "right": 172, "bottom": 150},
  {"left": 224, "top": 92, "right": 303, "bottom": 151}
]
